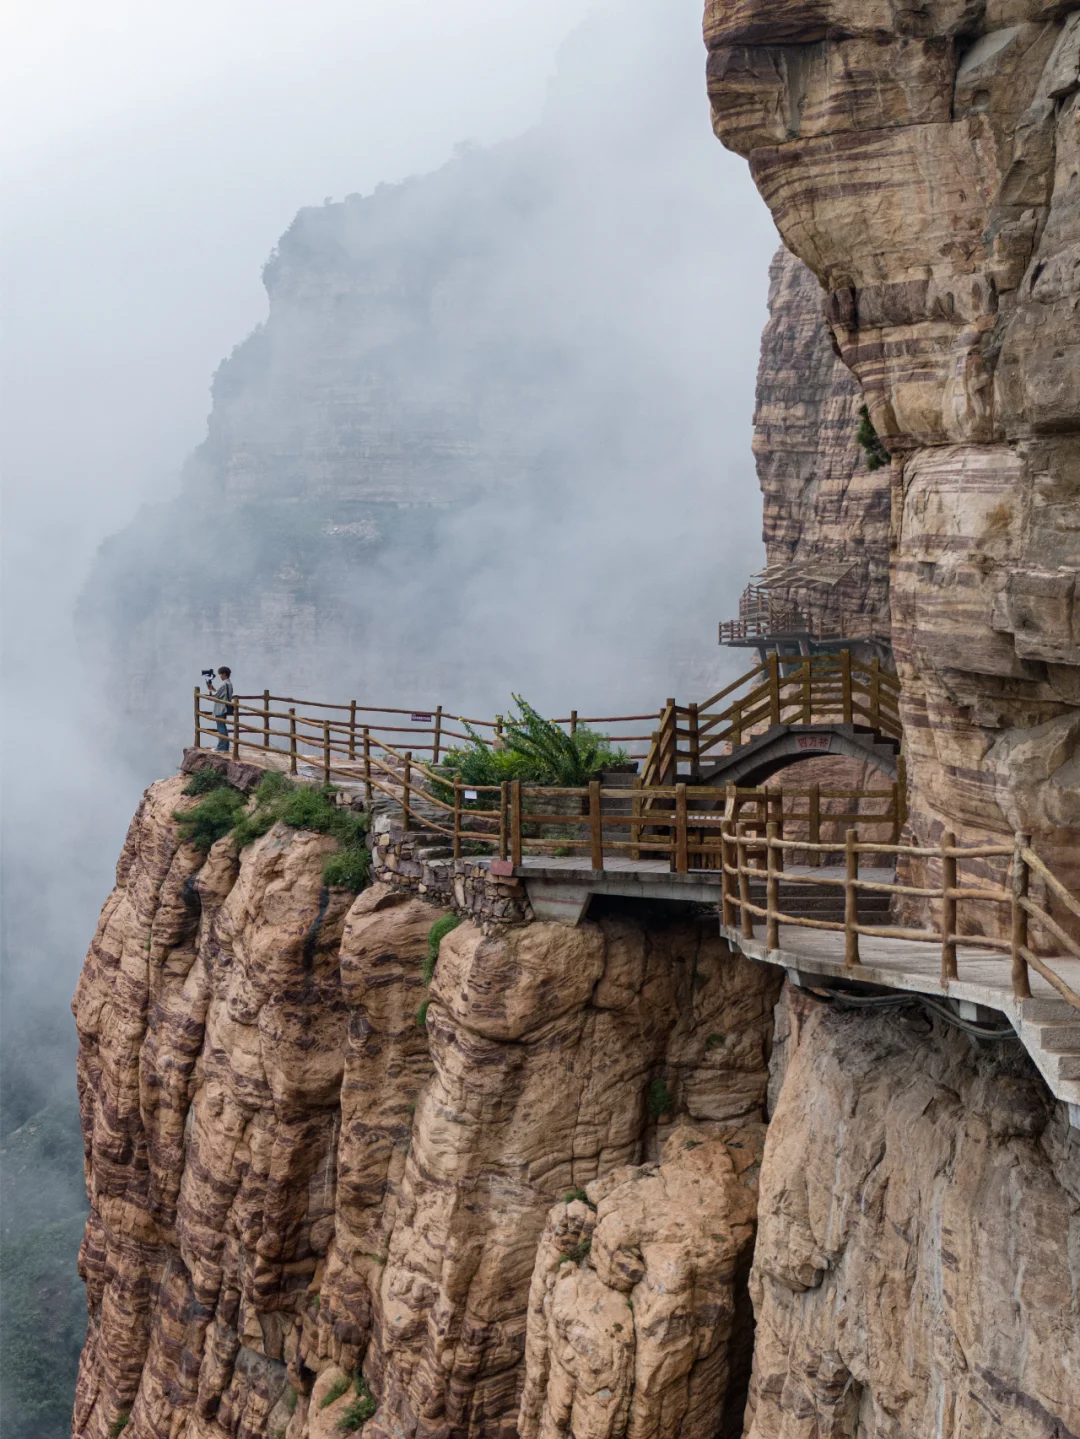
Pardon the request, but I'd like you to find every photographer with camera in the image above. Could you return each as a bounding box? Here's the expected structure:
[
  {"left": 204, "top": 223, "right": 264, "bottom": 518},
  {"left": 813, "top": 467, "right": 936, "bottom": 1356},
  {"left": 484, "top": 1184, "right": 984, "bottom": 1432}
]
[{"left": 204, "top": 667, "right": 235, "bottom": 752}]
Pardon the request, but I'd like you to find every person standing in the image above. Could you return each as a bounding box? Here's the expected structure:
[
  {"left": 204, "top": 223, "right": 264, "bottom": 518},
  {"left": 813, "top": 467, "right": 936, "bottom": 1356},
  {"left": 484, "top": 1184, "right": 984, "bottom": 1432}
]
[{"left": 209, "top": 666, "right": 235, "bottom": 752}]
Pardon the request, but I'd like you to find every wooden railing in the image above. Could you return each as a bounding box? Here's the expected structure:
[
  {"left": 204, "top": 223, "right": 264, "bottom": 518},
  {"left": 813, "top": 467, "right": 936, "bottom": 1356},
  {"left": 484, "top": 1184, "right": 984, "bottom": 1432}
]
[
  {"left": 721, "top": 823, "right": 1080, "bottom": 1013},
  {"left": 194, "top": 690, "right": 662, "bottom": 771},
  {"left": 189, "top": 696, "right": 1078, "bottom": 1014},
  {"left": 640, "top": 650, "right": 902, "bottom": 787}
]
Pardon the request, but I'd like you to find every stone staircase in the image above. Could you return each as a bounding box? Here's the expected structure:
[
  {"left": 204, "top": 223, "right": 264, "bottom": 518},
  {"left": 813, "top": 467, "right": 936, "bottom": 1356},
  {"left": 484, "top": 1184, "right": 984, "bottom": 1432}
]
[{"left": 1017, "top": 996, "right": 1080, "bottom": 1109}]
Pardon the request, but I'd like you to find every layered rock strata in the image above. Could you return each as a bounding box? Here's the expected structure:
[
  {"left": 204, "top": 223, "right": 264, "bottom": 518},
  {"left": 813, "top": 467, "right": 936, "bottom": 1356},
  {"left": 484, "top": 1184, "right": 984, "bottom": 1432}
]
[
  {"left": 707, "top": 2, "right": 1080, "bottom": 894},
  {"left": 744, "top": 995, "right": 1080, "bottom": 1437},
  {"left": 751, "top": 247, "right": 890, "bottom": 647},
  {"left": 71, "top": 779, "right": 781, "bottom": 1439}
]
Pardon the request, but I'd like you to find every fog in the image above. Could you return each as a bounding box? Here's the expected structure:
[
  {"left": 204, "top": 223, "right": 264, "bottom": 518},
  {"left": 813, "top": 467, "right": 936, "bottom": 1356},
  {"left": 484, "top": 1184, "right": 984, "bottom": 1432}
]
[{"left": 0, "top": 1, "right": 775, "bottom": 1431}]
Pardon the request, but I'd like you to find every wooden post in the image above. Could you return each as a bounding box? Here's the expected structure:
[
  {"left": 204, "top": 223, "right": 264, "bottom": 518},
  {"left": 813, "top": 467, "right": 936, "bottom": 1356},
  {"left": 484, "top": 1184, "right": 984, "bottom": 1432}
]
[
  {"left": 631, "top": 776, "right": 642, "bottom": 862},
  {"left": 402, "top": 751, "right": 412, "bottom": 830},
  {"left": 433, "top": 705, "right": 443, "bottom": 766},
  {"left": 232, "top": 696, "right": 241, "bottom": 759},
  {"left": 721, "top": 826, "right": 736, "bottom": 929},
  {"left": 495, "top": 714, "right": 504, "bottom": 746},
  {"left": 897, "top": 752, "right": 908, "bottom": 831},
  {"left": 766, "top": 821, "right": 780, "bottom": 951},
  {"left": 870, "top": 656, "right": 881, "bottom": 729},
  {"left": 1011, "top": 833, "right": 1032, "bottom": 999},
  {"left": 737, "top": 824, "right": 754, "bottom": 940},
  {"left": 844, "top": 828, "right": 860, "bottom": 967},
  {"left": 891, "top": 781, "right": 903, "bottom": 844},
  {"left": 841, "top": 648, "right": 853, "bottom": 724},
  {"left": 289, "top": 709, "right": 298, "bottom": 775},
  {"left": 510, "top": 781, "right": 522, "bottom": 867},
  {"left": 731, "top": 701, "right": 742, "bottom": 748},
  {"left": 349, "top": 700, "right": 357, "bottom": 761},
  {"left": 801, "top": 656, "right": 812, "bottom": 723},
  {"left": 687, "top": 703, "right": 700, "bottom": 780},
  {"left": 570, "top": 710, "right": 578, "bottom": 737},
  {"left": 362, "top": 728, "right": 371, "bottom": 806},
  {"left": 675, "top": 783, "right": 688, "bottom": 874},
  {"left": 808, "top": 783, "right": 821, "bottom": 868},
  {"left": 194, "top": 686, "right": 203, "bottom": 748},
  {"left": 263, "top": 690, "right": 271, "bottom": 749},
  {"left": 768, "top": 651, "right": 781, "bottom": 727},
  {"left": 452, "top": 784, "right": 462, "bottom": 860},
  {"left": 941, "top": 831, "right": 957, "bottom": 982},
  {"left": 769, "top": 790, "right": 785, "bottom": 874},
  {"left": 590, "top": 780, "right": 603, "bottom": 871},
  {"left": 323, "top": 720, "right": 331, "bottom": 787},
  {"left": 499, "top": 782, "right": 509, "bottom": 863}
]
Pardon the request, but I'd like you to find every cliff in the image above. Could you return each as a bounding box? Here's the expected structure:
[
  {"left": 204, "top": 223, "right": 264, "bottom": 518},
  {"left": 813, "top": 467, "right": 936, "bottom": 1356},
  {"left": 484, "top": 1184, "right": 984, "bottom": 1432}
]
[
  {"left": 70, "top": 774, "right": 1080, "bottom": 1439},
  {"left": 71, "top": 776, "right": 780, "bottom": 1439},
  {"left": 708, "top": 1, "right": 1080, "bottom": 888},
  {"left": 751, "top": 247, "right": 890, "bottom": 646}
]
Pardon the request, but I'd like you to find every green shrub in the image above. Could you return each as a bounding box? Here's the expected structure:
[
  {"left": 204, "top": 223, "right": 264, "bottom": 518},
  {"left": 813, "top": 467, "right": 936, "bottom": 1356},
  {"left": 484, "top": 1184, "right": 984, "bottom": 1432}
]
[
  {"left": 705, "top": 1033, "right": 724, "bottom": 1050},
  {"left": 647, "top": 1078, "right": 673, "bottom": 1117},
  {"left": 424, "top": 914, "right": 461, "bottom": 984},
  {"left": 182, "top": 767, "right": 233, "bottom": 795},
  {"left": 173, "top": 786, "right": 246, "bottom": 852},
  {"left": 320, "top": 1376, "right": 350, "bottom": 1410},
  {"left": 338, "top": 1376, "right": 377, "bottom": 1431},
  {"left": 415, "top": 999, "right": 431, "bottom": 1029},
  {"left": 563, "top": 1188, "right": 589, "bottom": 1205},
  {"left": 108, "top": 1416, "right": 130, "bottom": 1439},
  {"left": 228, "top": 774, "right": 370, "bottom": 893},
  {"left": 857, "top": 404, "right": 891, "bottom": 471},
  {"left": 323, "top": 848, "right": 371, "bottom": 892},
  {"left": 558, "top": 1238, "right": 592, "bottom": 1266}
]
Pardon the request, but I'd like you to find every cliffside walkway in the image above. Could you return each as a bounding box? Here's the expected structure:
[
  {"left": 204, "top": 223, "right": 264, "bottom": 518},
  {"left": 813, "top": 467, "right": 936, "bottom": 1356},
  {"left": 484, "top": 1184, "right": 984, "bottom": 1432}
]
[{"left": 189, "top": 656, "right": 1080, "bottom": 1115}]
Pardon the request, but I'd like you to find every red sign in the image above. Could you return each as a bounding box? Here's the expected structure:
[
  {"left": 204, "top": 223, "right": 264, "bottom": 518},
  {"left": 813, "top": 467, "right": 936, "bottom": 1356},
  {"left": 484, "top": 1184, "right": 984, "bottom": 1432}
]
[{"left": 796, "top": 735, "right": 832, "bottom": 752}]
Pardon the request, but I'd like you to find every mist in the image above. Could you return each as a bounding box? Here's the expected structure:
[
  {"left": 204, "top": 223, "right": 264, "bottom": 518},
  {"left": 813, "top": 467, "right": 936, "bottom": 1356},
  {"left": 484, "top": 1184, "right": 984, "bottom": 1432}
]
[{"left": 0, "top": 1, "right": 775, "bottom": 1432}]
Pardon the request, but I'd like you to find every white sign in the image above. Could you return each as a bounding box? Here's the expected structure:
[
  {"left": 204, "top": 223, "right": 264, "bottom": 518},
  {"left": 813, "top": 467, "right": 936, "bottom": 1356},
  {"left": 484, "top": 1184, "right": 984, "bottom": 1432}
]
[
  {"left": 411, "top": 713, "right": 433, "bottom": 723},
  {"left": 464, "top": 790, "right": 478, "bottom": 801}
]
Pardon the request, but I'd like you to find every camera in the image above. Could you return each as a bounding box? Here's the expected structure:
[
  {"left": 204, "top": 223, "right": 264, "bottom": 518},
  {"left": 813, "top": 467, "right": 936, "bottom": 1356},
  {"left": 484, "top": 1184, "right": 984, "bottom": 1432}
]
[{"left": 201, "top": 668, "right": 217, "bottom": 687}]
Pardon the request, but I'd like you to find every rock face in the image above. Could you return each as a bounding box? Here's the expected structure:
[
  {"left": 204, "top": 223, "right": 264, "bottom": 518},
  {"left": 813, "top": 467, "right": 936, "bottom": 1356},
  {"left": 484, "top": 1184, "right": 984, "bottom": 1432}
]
[
  {"left": 744, "top": 996, "right": 1080, "bottom": 1437},
  {"left": 71, "top": 781, "right": 780, "bottom": 1439},
  {"left": 518, "top": 1123, "right": 763, "bottom": 1439},
  {"left": 707, "top": 2, "right": 1080, "bottom": 885},
  {"left": 752, "top": 247, "right": 889, "bottom": 646}
]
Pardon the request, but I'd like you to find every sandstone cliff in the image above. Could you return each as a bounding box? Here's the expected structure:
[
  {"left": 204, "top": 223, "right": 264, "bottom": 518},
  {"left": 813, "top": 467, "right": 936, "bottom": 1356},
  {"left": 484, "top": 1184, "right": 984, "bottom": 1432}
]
[
  {"left": 708, "top": 0, "right": 1080, "bottom": 899},
  {"left": 71, "top": 777, "right": 780, "bottom": 1439},
  {"left": 745, "top": 995, "right": 1080, "bottom": 1438},
  {"left": 751, "top": 247, "right": 890, "bottom": 647}
]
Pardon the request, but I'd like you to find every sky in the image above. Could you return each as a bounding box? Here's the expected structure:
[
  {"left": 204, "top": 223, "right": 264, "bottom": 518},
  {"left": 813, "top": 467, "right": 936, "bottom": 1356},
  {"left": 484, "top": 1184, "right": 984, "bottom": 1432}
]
[{"left": 0, "top": 0, "right": 776, "bottom": 1043}]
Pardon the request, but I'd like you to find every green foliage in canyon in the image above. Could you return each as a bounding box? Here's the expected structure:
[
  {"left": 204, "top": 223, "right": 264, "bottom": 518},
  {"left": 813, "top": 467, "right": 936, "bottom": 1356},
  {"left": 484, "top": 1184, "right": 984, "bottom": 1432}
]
[
  {"left": 338, "top": 1376, "right": 377, "bottom": 1431},
  {"left": 857, "top": 404, "right": 891, "bottom": 471}
]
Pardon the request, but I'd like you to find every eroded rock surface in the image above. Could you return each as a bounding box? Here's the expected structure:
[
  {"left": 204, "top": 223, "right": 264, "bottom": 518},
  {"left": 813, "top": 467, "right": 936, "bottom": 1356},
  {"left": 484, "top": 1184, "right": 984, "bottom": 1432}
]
[
  {"left": 708, "top": 1, "right": 1080, "bottom": 890},
  {"left": 518, "top": 1123, "right": 763, "bottom": 1439},
  {"left": 745, "top": 998, "right": 1080, "bottom": 1437},
  {"left": 71, "top": 784, "right": 781, "bottom": 1439},
  {"left": 753, "top": 246, "right": 889, "bottom": 645}
]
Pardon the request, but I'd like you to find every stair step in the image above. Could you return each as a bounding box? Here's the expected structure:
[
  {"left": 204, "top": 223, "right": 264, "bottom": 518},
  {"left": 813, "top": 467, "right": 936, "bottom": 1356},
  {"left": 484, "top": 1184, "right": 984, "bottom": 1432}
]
[
  {"left": 1049, "top": 1053, "right": 1080, "bottom": 1082},
  {"left": 1020, "top": 997, "right": 1080, "bottom": 1023},
  {"left": 1031, "top": 1023, "right": 1080, "bottom": 1052}
]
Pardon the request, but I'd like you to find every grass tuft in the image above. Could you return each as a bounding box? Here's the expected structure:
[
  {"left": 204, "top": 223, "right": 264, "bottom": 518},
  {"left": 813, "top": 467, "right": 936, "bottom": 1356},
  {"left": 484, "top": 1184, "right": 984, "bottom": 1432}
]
[
  {"left": 338, "top": 1376, "right": 377, "bottom": 1431},
  {"left": 320, "top": 1376, "right": 350, "bottom": 1410},
  {"left": 182, "top": 768, "right": 233, "bottom": 796},
  {"left": 563, "top": 1188, "right": 589, "bottom": 1205},
  {"left": 108, "top": 1417, "right": 130, "bottom": 1439},
  {"left": 415, "top": 999, "right": 431, "bottom": 1029},
  {"left": 424, "top": 914, "right": 461, "bottom": 984},
  {"left": 558, "top": 1238, "right": 592, "bottom": 1266},
  {"left": 647, "top": 1078, "right": 673, "bottom": 1118},
  {"left": 173, "top": 786, "right": 246, "bottom": 852}
]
